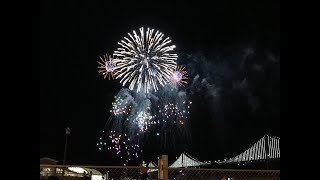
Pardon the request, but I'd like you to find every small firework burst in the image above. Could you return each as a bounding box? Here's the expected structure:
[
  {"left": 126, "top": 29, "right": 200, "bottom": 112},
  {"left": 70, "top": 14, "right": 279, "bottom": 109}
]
[
  {"left": 97, "top": 131, "right": 141, "bottom": 161},
  {"left": 170, "top": 65, "right": 188, "bottom": 87},
  {"left": 97, "top": 53, "right": 117, "bottom": 80},
  {"left": 134, "top": 111, "right": 156, "bottom": 132},
  {"left": 111, "top": 96, "right": 132, "bottom": 116},
  {"left": 158, "top": 101, "right": 192, "bottom": 125}
]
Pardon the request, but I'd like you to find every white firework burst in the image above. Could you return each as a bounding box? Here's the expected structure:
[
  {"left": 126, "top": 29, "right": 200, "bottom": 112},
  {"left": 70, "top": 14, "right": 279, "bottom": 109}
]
[{"left": 113, "top": 27, "right": 178, "bottom": 93}]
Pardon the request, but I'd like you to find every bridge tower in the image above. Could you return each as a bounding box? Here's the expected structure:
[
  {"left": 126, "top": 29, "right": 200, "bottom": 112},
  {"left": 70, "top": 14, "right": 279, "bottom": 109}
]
[{"left": 264, "top": 135, "right": 269, "bottom": 169}]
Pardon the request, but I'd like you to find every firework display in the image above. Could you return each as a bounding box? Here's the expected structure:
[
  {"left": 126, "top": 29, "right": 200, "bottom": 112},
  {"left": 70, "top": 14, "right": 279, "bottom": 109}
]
[{"left": 97, "top": 27, "right": 190, "bottom": 164}]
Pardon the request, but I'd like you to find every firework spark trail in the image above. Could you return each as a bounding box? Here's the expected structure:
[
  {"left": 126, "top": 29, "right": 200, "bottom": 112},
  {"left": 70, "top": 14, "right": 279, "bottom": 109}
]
[
  {"left": 97, "top": 86, "right": 192, "bottom": 162},
  {"left": 147, "top": 84, "right": 192, "bottom": 153},
  {"left": 97, "top": 131, "right": 142, "bottom": 162},
  {"left": 113, "top": 27, "right": 178, "bottom": 94},
  {"left": 97, "top": 89, "right": 154, "bottom": 161},
  {"left": 126, "top": 96, "right": 158, "bottom": 135}
]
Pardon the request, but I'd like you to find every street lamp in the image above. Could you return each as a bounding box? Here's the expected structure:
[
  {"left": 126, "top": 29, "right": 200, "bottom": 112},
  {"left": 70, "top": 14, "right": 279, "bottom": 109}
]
[{"left": 63, "top": 127, "right": 71, "bottom": 165}]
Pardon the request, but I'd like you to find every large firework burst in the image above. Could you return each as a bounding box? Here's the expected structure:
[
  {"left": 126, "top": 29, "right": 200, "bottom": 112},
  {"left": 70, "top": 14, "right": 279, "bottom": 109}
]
[{"left": 113, "top": 27, "right": 178, "bottom": 93}]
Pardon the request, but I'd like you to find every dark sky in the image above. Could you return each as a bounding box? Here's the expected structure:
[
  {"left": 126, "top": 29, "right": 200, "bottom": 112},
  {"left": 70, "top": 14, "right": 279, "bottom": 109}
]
[{"left": 40, "top": 0, "right": 280, "bottom": 165}]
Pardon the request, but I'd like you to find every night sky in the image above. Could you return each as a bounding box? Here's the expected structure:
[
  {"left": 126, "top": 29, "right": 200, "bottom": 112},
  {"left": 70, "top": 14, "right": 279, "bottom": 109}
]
[{"left": 40, "top": 0, "right": 280, "bottom": 165}]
